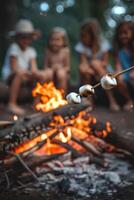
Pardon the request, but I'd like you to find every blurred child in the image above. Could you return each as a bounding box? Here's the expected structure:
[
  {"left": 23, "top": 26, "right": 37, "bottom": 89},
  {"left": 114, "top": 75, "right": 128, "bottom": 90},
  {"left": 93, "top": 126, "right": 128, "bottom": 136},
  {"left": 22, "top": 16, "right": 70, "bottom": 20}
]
[
  {"left": 75, "top": 19, "right": 120, "bottom": 111},
  {"left": 2, "top": 19, "right": 41, "bottom": 115},
  {"left": 42, "top": 27, "right": 70, "bottom": 94},
  {"left": 113, "top": 21, "right": 134, "bottom": 110}
]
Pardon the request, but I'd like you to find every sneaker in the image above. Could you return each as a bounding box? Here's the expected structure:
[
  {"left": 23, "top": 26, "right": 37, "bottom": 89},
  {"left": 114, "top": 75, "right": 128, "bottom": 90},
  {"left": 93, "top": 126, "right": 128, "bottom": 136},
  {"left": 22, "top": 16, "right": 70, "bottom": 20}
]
[
  {"left": 109, "top": 104, "right": 120, "bottom": 112},
  {"left": 7, "top": 104, "right": 25, "bottom": 115}
]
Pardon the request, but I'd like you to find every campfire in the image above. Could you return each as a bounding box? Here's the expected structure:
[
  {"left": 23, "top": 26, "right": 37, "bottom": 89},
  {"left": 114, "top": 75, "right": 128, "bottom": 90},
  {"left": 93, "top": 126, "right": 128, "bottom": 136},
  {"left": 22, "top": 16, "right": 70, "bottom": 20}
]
[
  {"left": 12, "top": 110, "right": 112, "bottom": 156},
  {"left": 9, "top": 82, "right": 113, "bottom": 157},
  {"left": 0, "top": 81, "right": 134, "bottom": 199}
]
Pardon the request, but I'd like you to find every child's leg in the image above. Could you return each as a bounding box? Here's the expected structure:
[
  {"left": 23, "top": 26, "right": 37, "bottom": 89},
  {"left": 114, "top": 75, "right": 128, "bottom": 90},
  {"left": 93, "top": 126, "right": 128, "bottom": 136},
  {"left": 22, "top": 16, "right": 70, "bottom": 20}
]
[
  {"left": 8, "top": 73, "right": 22, "bottom": 105},
  {"left": 90, "top": 60, "right": 106, "bottom": 76},
  {"left": 91, "top": 60, "right": 120, "bottom": 110},
  {"left": 79, "top": 65, "right": 95, "bottom": 107},
  {"left": 79, "top": 64, "right": 94, "bottom": 85},
  {"left": 56, "top": 68, "right": 69, "bottom": 94},
  {"left": 106, "top": 91, "right": 120, "bottom": 111},
  {"left": 34, "top": 68, "right": 53, "bottom": 83},
  {"left": 8, "top": 73, "right": 25, "bottom": 115},
  {"left": 117, "top": 78, "right": 133, "bottom": 110}
]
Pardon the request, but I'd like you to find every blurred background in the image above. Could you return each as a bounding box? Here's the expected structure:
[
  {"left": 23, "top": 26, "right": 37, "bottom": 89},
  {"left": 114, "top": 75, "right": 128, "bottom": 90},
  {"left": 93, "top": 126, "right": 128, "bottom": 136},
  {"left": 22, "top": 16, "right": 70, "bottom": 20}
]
[{"left": 0, "top": 0, "right": 134, "bottom": 84}]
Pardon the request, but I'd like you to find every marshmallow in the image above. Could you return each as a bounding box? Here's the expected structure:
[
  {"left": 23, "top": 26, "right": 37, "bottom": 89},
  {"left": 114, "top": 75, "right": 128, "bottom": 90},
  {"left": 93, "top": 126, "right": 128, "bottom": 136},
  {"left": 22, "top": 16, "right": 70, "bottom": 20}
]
[
  {"left": 79, "top": 84, "right": 95, "bottom": 97},
  {"left": 66, "top": 92, "right": 81, "bottom": 104},
  {"left": 100, "top": 74, "right": 117, "bottom": 90}
]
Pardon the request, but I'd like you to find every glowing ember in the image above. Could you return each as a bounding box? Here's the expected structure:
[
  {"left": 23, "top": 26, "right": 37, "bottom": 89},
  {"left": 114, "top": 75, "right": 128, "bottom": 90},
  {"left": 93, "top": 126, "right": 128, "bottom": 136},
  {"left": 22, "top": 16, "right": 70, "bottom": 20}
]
[
  {"left": 13, "top": 115, "right": 18, "bottom": 121},
  {"left": 106, "top": 122, "right": 112, "bottom": 133},
  {"left": 32, "top": 82, "right": 67, "bottom": 112},
  {"left": 58, "top": 128, "right": 72, "bottom": 143},
  {"left": 13, "top": 129, "right": 56, "bottom": 154}
]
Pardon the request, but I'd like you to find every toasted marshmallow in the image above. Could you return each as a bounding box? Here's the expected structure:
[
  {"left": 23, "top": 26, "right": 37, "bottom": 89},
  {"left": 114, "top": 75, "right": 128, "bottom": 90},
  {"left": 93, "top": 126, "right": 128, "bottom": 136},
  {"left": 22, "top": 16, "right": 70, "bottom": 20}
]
[
  {"left": 101, "top": 74, "right": 117, "bottom": 90},
  {"left": 79, "top": 84, "right": 95, "bottom": 97},
  {"left": 66, "top": 92, "right": 81, "bottom": 104}
]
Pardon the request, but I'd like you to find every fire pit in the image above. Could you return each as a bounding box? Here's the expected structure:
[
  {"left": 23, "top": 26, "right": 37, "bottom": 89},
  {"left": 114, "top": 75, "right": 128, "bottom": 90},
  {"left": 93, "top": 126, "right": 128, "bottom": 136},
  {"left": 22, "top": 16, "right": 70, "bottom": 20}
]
[{"left": 0, "top": 82, "right": 134, "bottom": 200}]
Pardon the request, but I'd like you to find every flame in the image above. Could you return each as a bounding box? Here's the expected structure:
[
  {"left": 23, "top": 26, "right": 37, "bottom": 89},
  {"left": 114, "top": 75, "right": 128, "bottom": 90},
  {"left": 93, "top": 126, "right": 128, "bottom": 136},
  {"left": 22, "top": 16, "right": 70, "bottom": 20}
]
[
  {"left": 32, "top": 82, "right": 67, "bottom": 112},
  {"left": 13, "top": 129, "right": 56, "bottom": 154},
  {"left": 36, "top": 138, "right": 67, "bottom": 155},
  {"left": 59, "top": 128, "right": 72, "bottom": 143},
  {"left": 12, "top": 83, "right": 113, "bottom": 156},
  {"left": 106, "top": 122, "right": 112, "bottom": 133}
]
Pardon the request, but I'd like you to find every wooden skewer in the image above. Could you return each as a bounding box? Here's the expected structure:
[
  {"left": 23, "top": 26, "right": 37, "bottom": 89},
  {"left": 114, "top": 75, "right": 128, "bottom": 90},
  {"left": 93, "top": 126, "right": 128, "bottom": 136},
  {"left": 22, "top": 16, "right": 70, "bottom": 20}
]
[
  {"left": 93, "top": 65, "right": 134, "bottom": 89},
  {"left": 113, "top": 65, "right": 134, "bottom": 78}
]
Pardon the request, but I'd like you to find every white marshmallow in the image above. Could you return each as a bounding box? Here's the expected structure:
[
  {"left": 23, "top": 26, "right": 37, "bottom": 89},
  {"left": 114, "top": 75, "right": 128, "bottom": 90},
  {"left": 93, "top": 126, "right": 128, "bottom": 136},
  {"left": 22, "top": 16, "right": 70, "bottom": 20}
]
[
  {"left": 66, "top": 92, "right": 81, "bottom": 104},
  {"left": 100, "top": 74, "right": 117, "bottom": 90},
  {"left": 79, "top": 84, "right": 95, "bottom": 97}
]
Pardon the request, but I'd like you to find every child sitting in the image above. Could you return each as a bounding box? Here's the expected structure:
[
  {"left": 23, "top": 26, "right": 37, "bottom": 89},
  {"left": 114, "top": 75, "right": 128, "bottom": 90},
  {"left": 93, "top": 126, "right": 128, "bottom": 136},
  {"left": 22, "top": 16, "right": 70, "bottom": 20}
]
[
  {"left": 75, "top": 19, "right": 120, "bottom": 111},
  {"left": 42, "top": 27, "right": 70, "bottom": 94},
  {"left": 113, "top": 21, "right": 134, "bottom": 110},
  {"left": 2, "top": 19, "right": 41, "bottom": 115}
]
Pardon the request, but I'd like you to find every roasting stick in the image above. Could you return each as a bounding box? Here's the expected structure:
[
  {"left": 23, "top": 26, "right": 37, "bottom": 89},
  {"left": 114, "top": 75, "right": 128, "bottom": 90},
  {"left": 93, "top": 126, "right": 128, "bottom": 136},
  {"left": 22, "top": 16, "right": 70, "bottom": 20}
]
[
  {"left": 8, "top": 151, "right": 40, "bottom": 183},
  {"left": 66, "top": 66, "right": 134, "bottom": 103},
  {"left": 93, "top": 65, "right": 134, "bottom": 89}
]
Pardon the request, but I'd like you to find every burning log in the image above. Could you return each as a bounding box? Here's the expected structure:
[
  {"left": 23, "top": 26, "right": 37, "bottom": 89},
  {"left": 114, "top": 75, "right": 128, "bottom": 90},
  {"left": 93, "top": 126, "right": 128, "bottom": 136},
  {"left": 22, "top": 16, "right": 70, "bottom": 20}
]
[
  {"left": 104, "top": 129, "right": 134, "bottom": 155},
  {"left": 90, "top": 121, "right": 134, "bottom": 155},
  {"left": 0, "top": 104, "right": 88, "bottom": 157},
  {"left": 72, "top": 136, "right": 102, "bottom": 157},
  {"left": 52, "top": 139, "right": 81, "bottom": 158}
]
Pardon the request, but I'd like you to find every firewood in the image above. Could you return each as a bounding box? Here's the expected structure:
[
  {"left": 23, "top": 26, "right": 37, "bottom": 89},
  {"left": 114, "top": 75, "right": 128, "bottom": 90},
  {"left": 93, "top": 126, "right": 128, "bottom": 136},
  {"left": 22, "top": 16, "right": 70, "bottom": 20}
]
[
  {"left": 91, "top": 121, "right": 134, "bottom": 155},
  {"left": 0, "top": 104, "right": 88, "bottom": 157},
  {"left": 0, "top": 104, "right": 87, "bottom": 138},
  {"left": 72, "top": 136, "right": 102, "bottom": 157},
  {"left": 105, "top": 129, "right": 134, "bottom": 155},
  {"left": 52, "top": 139, "right": 81, "bottom": 158}
]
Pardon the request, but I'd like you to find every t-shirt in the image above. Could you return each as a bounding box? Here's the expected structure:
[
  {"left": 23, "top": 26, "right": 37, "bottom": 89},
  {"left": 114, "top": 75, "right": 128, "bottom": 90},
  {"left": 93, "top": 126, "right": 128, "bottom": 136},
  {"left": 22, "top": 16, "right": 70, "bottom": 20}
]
[
  {"left": 2, "top": 43, "right": 37, "bottom": 79},
  {"left": 118, "top": 48, "right": 132, "bottom": 81},
  {"left": 75, "top": 38, "right": 110, "bottom": 61}
]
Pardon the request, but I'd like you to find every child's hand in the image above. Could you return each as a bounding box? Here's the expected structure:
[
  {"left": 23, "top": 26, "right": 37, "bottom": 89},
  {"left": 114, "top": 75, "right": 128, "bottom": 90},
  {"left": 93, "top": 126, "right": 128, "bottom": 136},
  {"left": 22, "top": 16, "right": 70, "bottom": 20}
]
[
  {"left": 16, "top": 69, "right": 30, "bottom": 76},
  {"left": 53, "top": 64, "right": 63, "bottom": 71}
]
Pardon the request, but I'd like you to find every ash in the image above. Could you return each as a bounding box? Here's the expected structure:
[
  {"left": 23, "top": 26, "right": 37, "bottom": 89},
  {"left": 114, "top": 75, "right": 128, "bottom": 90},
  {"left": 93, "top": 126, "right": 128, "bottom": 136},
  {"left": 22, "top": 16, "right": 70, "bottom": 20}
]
[{"left": 25, "top": 152, "right": 134, "bottom": 199}]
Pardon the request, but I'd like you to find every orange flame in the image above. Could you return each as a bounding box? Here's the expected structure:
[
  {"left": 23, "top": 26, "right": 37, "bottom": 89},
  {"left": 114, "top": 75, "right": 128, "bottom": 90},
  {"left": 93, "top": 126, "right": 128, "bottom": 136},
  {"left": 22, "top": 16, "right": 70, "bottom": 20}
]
[
  {"left": 32, "top": 82, "right": 67, "bottom": 112},
  {"left": 13, "top": 129, "right": 56, "bottom": 154},
  {"left": 58, "top": 128, "right": 72, "bottom": 143}
]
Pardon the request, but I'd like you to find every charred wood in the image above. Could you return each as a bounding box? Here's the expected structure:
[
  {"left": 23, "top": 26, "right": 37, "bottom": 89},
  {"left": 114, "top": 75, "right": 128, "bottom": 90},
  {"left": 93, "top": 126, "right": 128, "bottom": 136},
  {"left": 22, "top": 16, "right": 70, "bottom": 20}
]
[
  {"left": 0, "top": 104, "right": 87, "bottom": 157},
  {"left": 91, "top": 121, "right": 134, "bottom": 155}
]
